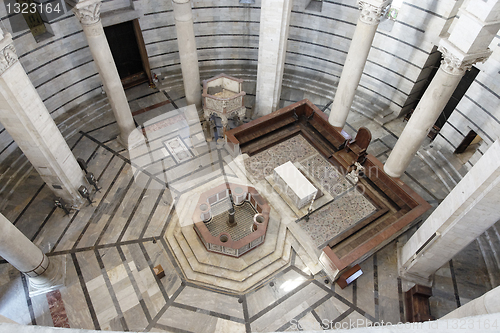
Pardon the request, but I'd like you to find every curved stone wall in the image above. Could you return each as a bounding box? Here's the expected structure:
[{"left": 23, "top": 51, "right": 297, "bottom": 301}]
[
  {"left": 0, "top": 0, "right": 499, "bottom": 169},
  {"left": 434, "top": 38, "right": 500, "bottom": 168}
]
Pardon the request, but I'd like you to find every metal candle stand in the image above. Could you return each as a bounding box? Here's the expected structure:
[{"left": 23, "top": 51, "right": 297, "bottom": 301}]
[
  {"left": 85, "top": 172, "right": 101, "bottom": 192},
  {"left": 54, "top": 197, "right": 72, "bottom": 216},
  {"left": 78, "top": 185, "right": 95, "bottom": 206}
]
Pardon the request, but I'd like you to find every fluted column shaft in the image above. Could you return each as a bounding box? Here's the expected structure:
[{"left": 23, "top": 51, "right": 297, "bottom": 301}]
[
  {"left": 0, "top": 28, "right": 85, "bottom": 205},
  {"left": 72, "top": 0, "right": 143, "bottom": 149},
  {"left": 172, "top": 0, "right": 202, "bottom": 109},
  {"left": 328, "top": 0, "right": 391, "bottom": 128}
]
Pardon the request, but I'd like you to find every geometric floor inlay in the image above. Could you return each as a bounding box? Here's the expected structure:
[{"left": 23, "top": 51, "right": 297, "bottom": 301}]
[
  {"left": 297, "top": 189, "right": 376, "bottom": 248},
  {"left": 244, "top": 135, "right": 317, "bottom": 182}
]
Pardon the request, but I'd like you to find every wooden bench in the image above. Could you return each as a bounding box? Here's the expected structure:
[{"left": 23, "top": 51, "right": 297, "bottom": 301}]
[{"left": 308, "top": 117, "right": 349, "bottom": 150}]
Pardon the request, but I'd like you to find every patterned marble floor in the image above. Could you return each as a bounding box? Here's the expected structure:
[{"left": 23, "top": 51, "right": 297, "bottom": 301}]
[
  {"left": 297, "top": 190, "right": 376, "bottom": 249},
  {"left": 0, "top": 83, "right": 493, "bottom": 332},
  {"left": 243, "top": 135, "right": 317, "bottom": 183}
]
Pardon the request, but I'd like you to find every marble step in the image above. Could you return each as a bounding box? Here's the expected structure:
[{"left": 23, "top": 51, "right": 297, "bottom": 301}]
[
  {"left": 287, "top": 222, "right": 323, "bottom": 275},
  {"left": 172, "top": 220, "right": 289, "bottom": 282},
  {"left": 417, "top": 149, "right": 460, "bottom": 193},
  {"left": 0, "top": 154, "right": 33, "bottom": 204},
  {"left": 165, "top": 222, "right": 293, "bottom": 293},
  {"left": 435, "top": 149, "right": 467, "bottom": 178},
  {"left": 178, "top": 211, "right": 283, "bottom": 271},
  {"left": 477, "top": 222, "right": 500, "bottom": 288},
  {"left": 57, "top": 96, "right": 110, "bottom": 139},
  {"left": 62, "top": 106, "right": 112, "bottom": 140}
]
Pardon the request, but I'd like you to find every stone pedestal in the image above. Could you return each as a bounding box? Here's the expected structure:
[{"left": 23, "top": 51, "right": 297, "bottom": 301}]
[
  {"left": 328, "top": 0, "right": 391, "bottom": 128},
  {"left": 172, "top": 0, "right": 202, "bottom": 110},
  {"left": 254, "top": 0, "right": 293, "bottom": 117},
  {"left": 0, "top": 212, "right": 65, "bottom": 296},
  {"left": 0, "top": 28, "right": 85, "bottom": 205},
  {"left": 71, "top": 0, "right": 144, "bottom": 149}
]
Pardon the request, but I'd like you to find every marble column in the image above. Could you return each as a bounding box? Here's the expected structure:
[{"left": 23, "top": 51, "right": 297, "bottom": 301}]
[
  {"left": 71, "top": 0, "right": 144, "bottom": 149},
  {"left": 384, "top": 0, "right": 500, "bottom": 178},
  {"left": 328, "top": 0, "right": 391, "bottom": 128},
  {"left": 0, "top": 212, "right": 62, "bottom": 289},
  {"left": 254, "top": 0, "right": 293, "bottom": 117},
  {"left": 172, "top": 0, "right": 202, "bottom": 110},
  {"left": 399, "top": 139, "right": 500, "bottom": 285},
  {"left": 0, "top": 28, "right": 85, "bottom": 205}
]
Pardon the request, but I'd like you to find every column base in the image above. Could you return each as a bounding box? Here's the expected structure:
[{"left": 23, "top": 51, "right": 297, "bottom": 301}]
[
  {"left": 28, "top": 255, "right": 66, "bottom": 297},
  {"left": 383, "top": 164, "right": 402, "bottom": 178},
  {"left": 118, "top": 128, "right": 146, "bottom": 150}
]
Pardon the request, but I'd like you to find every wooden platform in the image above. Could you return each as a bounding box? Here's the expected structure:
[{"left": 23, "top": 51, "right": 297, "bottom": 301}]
[{"left": 226, "top": 99, "right": 431, "bottom": 278}]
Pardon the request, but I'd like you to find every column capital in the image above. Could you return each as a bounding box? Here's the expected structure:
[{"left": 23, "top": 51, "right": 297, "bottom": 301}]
[
  {"left": 70, "top": 0, "right": 101, "bottom": 26},
  {"left": 0, "top": 31, "right": 18, "bottom": 76},
  {"left": 438, "top": 38, "right": 492, "bottom": 75},
  {"left": 357, "top": 0, "right": 391, "bottom": 25}
]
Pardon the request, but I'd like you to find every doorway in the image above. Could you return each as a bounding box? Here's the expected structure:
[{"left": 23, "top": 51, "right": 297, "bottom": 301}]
[
  {"left": 104, "top": 19, "right": 152, "bottom": 89},
  {"left": 454, "top": 130, "right": 482, "bottom": 163}
]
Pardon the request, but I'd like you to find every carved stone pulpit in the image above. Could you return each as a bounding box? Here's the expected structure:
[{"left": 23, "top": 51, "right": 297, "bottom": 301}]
[{"left": 202, "top": 73, "right": 246, "bottom": 133}]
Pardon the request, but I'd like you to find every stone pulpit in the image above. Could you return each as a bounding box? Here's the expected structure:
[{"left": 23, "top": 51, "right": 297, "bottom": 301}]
[{"left": 202, "top": 73, "right": 246, "bottom": 133}]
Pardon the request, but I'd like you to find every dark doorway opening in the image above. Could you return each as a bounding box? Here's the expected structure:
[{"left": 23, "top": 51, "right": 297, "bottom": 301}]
[
  {"left": 104, "top": 19, "right": 152, "bottom": 89},
  {"left": 427, "top": 66, "right": 480, "bottom": 140},
  {"left": 454, "top": 130, "right": 482, "bottom": 154}
]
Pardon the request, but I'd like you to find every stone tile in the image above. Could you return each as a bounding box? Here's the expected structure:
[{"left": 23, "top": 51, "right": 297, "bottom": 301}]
[
  {"left": 297, "top": 311, "right": 323, "bottom": 331},
  {"left": 123, "top": 303, "right": 149, "bottom": 332},
  {"left": 61, "top": 258, "right": 95, "bottom": 330},
  {"left": 376, "top": 243, "right": 401, "bottom": 324},
  {"left": 158, "top": 306, "right": 218, "bottom": 333},
  {"left": 214, "top": 317, "right": 246, "bottom": 333},
  {"left": 314, "top": 296, "right": 350, "bottom": 325},
  {"left": 251, "top": 283, "right": 328, "bottom": 332},
  {"left": 175, "top": 286, "right": 243, "bottom": 319},
  {"left": 246, "top": 269, "right": 308, "bottom": 318},
  {"left": 0, "top": 265, "right": 33, "bottom": 325},
  {"left": 356, "top": 256, "right": 376, "bottom": 319}
]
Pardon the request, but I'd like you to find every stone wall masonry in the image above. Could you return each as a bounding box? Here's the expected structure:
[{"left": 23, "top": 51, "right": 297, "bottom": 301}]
[{"left": 434, "top": 36, "right": 500, "bottom": 167}]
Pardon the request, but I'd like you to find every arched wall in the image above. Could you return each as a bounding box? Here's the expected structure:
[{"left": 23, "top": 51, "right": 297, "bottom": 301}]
[{"left": 0, "top": 0, "right": 499, "bottom": 169}]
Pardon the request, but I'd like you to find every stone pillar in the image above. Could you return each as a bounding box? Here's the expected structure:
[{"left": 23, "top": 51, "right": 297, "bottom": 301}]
[
  {"left": 254, "top": 0, "right": 293, "bottom": 117},
  {"left": 172, "top": 0, "right": 202, "bottom": 110},
  {"left": 328, "top": 0, "right": 391, "bottom": 128},
  {"left": 0, "top": 29, "right": 85, "bottom": 205},
  {"left": 0, "top": 212, "right": 61, "bottom": 290},
  {"left": 71, "top": 0, "right": 144, "bottom": 149},
  {"left": 384, "top": 0, "right": 500, "bottom": 178},
  {"left": 398, "top": 140, "right": 500, "bottom": 285}
]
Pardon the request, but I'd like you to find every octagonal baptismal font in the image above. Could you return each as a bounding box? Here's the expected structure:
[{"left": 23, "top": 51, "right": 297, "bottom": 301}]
[{"left": 193, "top": 183, "right": 270, "bottom": 257}]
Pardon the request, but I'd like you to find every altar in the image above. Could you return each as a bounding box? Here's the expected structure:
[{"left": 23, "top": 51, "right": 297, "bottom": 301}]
[{"left": 273, "top": 161, "right": 317, "bottom": 209}]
